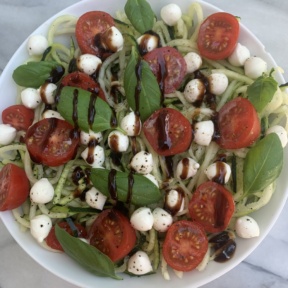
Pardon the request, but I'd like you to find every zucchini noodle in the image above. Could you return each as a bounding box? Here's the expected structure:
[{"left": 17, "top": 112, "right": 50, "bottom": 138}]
[{"left": 2, "top": 0, "right": 287, "bottom": 282}]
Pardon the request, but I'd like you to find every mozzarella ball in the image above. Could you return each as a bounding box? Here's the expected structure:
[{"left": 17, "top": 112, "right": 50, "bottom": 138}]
[
  {"left": 176, "top": 157, "right": 200, "bottom": 180},
  {"left": 165, "top": 189, "right": 185, "bottom": 215},
  {"left": 38, "top": 83, "right": 57, "bottom": 104},
  {"left": 108, "top": 130, "right": 129, "bottom": 152},
  {"left": 235, "top": 216, "right": 260, "bottom": 238},
  {"left": 80, "top": 130, "right": 103, "bottom": 145},
  {"left": 144, "top": 173, "right": 159, "bottom": 187},
  {"left": 120, "top": 111, "right": 142, "bottom": 136},
  {"left": 183, "top": 79, "right": 205, "bottom": 103},
  {"left": 160, "top": 4, "right": 182, "bottom": 26},
  {"left": 266, "top": 125, "right": 288, "bottom": 147},
  {"left": 184, "top": 52, "right": 203, "bottom": 73},
  {"left": 0, "top": 124, "right": 17, "bottom": 145},
  {"left": 228, "top": 43, "right": 251, "bottom": 66},
  {"left": 30, "top": 214, "right": 52, "bottom": 243},
  {"left": 85, "top": 187, "right": 107, "bottom": 210},
  {"left": 208, "top": 73, "right": 229, "bottom": 95},
  {"left": 244, "top": 56, "right": 267, "bottom": 79},
  {"left": 30, "top": 178, "right": 54, "bottom": 204},
  {"left": 128, "top": 251, "right": 153, "bottom": 275},
  {"left": 77, "top": 54, "right": 102, "bottom": 75},
  {"left": 130, "top": 151, "right": 153, "bottom": 174},
  {"left": 101, "top": 26, "right": 124, "bottom": 52},
  {"left": 130, "top": 207, "right": 154, "bottom": 231},
  {"left": 21, "top": 88, "right": 41, "bottom": 109},
  {"left": 205, "top": 161, "right": 231, "bottom": 184},
  {"left": 137, "top": 33, "right": 159, "bottom": 53},
  {"left": 27, "top": 35, "right": 49, "bottom": 56},
  {"left": 81, "top": 145, "right": 105, "bottom": 168},
  {"left": 42, "top": 110, "right": 64, "bottom": 120},
  {"left": 193, "top": 120, "right": 215, "bottom": 146},
  {"left": 152, "top": 207, "right": 173, "bottom": 232}
]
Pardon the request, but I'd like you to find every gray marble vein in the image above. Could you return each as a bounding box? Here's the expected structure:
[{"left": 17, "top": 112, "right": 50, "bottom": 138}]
[{"left": 0, "top": 1, "right": 288, "bottom": 288}]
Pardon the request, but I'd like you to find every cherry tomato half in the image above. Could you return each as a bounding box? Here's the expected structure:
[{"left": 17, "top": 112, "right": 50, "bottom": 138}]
[
  {"left": 143, "top": 107, "right": 192, "bottom": 156},
  {"left": 163, "top": 220, "right": 208, "bottom": 271},
  {"left": 0, "top": 163, "right": 30, "bottom": 211},
  {"left": 143, "top": 47, "right": 187, "bottom": 94},
  {"left": 216, "top": 97, "right": 261, "bottom": 149},
  {"left": 25, "top": 118, "right": 79, "bottom": 167},
  {"left": 46, "top": 222, "right": 87, "bottom": 251},
  {"left": 88, "top": 209, "right": 136, "bottom": 262},
  {"left": 188, "top": 181, "right": 235, "bottom": 233},
  {"left": 61, "top": 71, "right": 106, "bottom": 102},
  {"left": 2, "top": 104, "right": 34, "bottom": 131},
  {"left": 197, "top": 12, "right": 240, "bottom": 60},
  {"left": 75, "top": 11, "right": 115, "bottom": 59}
]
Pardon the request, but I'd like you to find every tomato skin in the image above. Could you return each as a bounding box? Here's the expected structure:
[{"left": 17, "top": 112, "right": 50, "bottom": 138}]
[
  {"left": 188, "top": 181, "right": 235, "bottom": 233},
  {"left": 61, "top": 71, "right": 106, "bottom": 102},
  {"left": 216, "top": 97, "right": 261, "bottom": 149},
  {"left": 46, "top": 222, "right": 87, "bottom": 252},
  {"left": 197, "top": 12, "right": 240, "bottom": 60},
  {"left": 163, "top": 220, "right": 208, "bottom": 271},
  {"left": 2, "top": 104, "right": 34, "bottom": 131},
  {"left": 75, "top": 11, "right": 115, "bottom": 59},
  {"left": 25, "top": 118, "right": 79, "bottom": 167},
  {"left": 143, "top": 47, "right": 187, "bottom": 94},
  {"left": 143, "top": 107, "right": 192, "bottom": 156},
  {"left": 0, "top": 163, "right": 30, "bottom": 211},
  {"left": 88, "top": 209, "right": 136, "bottom": 262}
]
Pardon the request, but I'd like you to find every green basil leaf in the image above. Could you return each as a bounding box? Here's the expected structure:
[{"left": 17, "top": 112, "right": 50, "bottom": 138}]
[
  {"left": 124, "top": 0, "right": 155, "bottom": 34},
  {"left": 55, "top": 225, "right": 121, "bottom": 280},
  {"left": 12, "top": 61, "right": 64, "bottom": 88},
  {"left": 57, "top": 86, "right": 115, "bottom": 132},
  {"left": 124, "top": 47, "right": 161, "bottom": 121},
  {"left": 243, "top": 133, "right": 283, "bottom": 195},
  {"left": 247, "top": 75, "right": 278, "bottom": 113},
  {"left": 90, "top": 168, "right": 162, "bottom": 206}
]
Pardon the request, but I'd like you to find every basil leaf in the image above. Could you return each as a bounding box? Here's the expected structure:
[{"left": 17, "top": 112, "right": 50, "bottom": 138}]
[
  {"left": 90, "top": 168, "right": 162, "bottom": 206},
  {"left": 243, "top": 133, "right": 283, "bottom": 195},
  {"left": 55, "top": 225, "right": 121, "bottom": 280},
  {"left": 57, "top": 86, "right": 115, "bottom": 132},
  {"left": 124, "top": 0, "right": 155, "bottom": 34},
  {"left": 247, "top": 75, "right": 278, "bottom": 113},
  {"left": 12, "top": 61, "right": 64, "bottom": 88},
  {"left": 124, "top": 47, "right": 161, "bottom": 121}
]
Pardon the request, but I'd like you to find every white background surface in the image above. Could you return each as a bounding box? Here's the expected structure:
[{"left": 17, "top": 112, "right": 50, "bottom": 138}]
[{"left": 0, "top": 1, "right": 288, "bottom": 287}]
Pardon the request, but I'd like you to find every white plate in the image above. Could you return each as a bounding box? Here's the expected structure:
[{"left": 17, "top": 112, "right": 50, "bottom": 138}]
[{"left": 0, "top": 0, "right": 287, "bottom": 287}]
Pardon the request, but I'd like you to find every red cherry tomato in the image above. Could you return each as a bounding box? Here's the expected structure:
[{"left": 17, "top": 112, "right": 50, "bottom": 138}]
[
  {"left": 2, "top": 104, "right": 34, "bottom": 131},
  {"left": 88, "top": 209, "right": 136, "bottom": 262},
  {"left": 46, "top": 222, "right": 87, "bottom": 251},
  {"left": 0, "top": 163, "right": 30, "bottom": 211},
  {"left": 25, "top": 118, "right": 79, "bottom": 167},
  {"left": 75, "top": 11, "right": 115, "bottom": 59},
  {"left": 163, "top": 220, "right": 208, "bottom": 271},
  {"left": 197, "top": 12, "right": 240, "bottom": 60},
  {"left": 143, "top": 107, "right": 192, "bottom": 156},
  {"left": 61, "top": 71, "right": 106, "bottom": 102},
  {"left": 216, "top": 97, "right": 261, "bottom": 149},
  {"left": 188, "top": 181, "right": 235, "bottom": 233},
  {"left": 143, "top": 47, "right": 187, "bottom": 94}
]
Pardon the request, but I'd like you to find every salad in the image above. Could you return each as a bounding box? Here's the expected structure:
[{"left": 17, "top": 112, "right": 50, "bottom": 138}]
[{"left": 0, "top": 0, "right": 287, "bottom": 281}]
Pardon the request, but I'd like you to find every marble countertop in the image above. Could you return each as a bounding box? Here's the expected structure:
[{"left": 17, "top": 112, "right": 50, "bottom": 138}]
[{"left": 1, "top": 1, "right": 288, "bottom": 287}]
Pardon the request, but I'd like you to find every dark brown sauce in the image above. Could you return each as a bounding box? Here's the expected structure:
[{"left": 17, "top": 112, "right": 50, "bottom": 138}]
[
  {"left": 109, "top": 133, "right": 120, "bottom": 152},
  {"left": 108, "top": 169, "right": 117, "bottom": 200},
  {"left": 157, "top": 109, "right": 172, "bottom": 152},
  {"left": 71, "top": 89, "right": 80, "bottom": 139},
  {"left": 39, "top": 82, "right": 50, "bottom": 104},
  {"left": 135, "top": 60, "right": 142, "bottom": 114},
  {"left": 88, "top": 93, "right": 97, "bottom": 129},
  {"left": 179, "top": 158, "right": 190, "bottom": 180},
  {"left": 164, "top": 156, "right": 174, "bottom": 179},
  {"left": 214, "top": 239, "right": 236, "bottom": 263},
  {"left": 164, "top": 187, "right": 185, "bottom": 216},
  {"left": 110, "top": 151, "right": 122, "bottom": 166},
  {"left": 72, "top": 166, "right": 86, "bottom": 185},
  {"left": 212, "top": 161, "right": 227, "bottom": 185},
  {"left": 86, "top": 138, "right": 98, "bottom": 165},
  {"left": 157, "top": 52, "right": 167, "bottom": 104},
  {"left": 214, "top": 189, "right": 229, "bottom": 228},
  {"left": 47, "top": 65, "right": 65, "bottom": 83},
  {"left": 131, "top": 136, "right": 138, "bottom": 155},
  {"left": 127, "top": 171, "right": 134, "bottom": 204}
]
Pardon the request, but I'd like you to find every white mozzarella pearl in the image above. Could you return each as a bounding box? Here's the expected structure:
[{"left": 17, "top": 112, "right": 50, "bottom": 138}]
[
  {"left": 101, "top": 26, "right": 124, "bottom": 52},
  {"left": 21, "top": 88, "right": 41, "bottom": 109},
  {"left": 77, "top": 54, "right": 102, "bottom": 75},
  {"left": 193, "top": 120, "right": 215, "bottom": 146},
  {"left": 42, "top": 110, "right": 64, "bottom": 120},
  {"left": 205, "top": 161, "right": 231, "bottom": 184},
  {"left": 266, "top": 125, "right": 288, "bottom": 147},
  {"left": 27, "top": 35, "right": 49, "bottom": 56},
  {"left": 130, "top": 207, "right": 154, "bottom": 231},
  {"left": 0, "top": 124, "right": 17, "bottom": 145},
  {"left": 184, "top": 52, "right": 203, "bottom": 73},
  {"left": 176, "top": 157, "right": 200, "bottom": 180},
  {"left": 235, "top": 216, "right": 260, "bottom": 238},
  {"left": 81, "top": 145, "right": 105, "bottom": 168},
  {"left": 80, "top": 130, "right": 103, "bottom": 145},
  {"left": 144, "top": 173, "right": 159, "bottom": 187},
  {"left": 165, "top": 189, "right": 185, "bottom": 215},
  {"left": 30, "top": 214, "right": 52, "bottom": 243},
  {"left": 160, "top": 4, "right": 182, "bottom": 26},
  {"left": 228, "top": 43, "right": 251, "bottom": 67},
  {"left": 128, "top": 251, "right": 153, "bottom": 275},
  {"left": 137, "top": 34, "right": 159, "bottom": 53},
  {"left": 85, "top": 187, "right": 107, "bottom": 210},
  {"left": 120, "top": 111, "right": 142, "bottom": 136},
  {"left": 152, "top": 207, "right": 173, "bottom": 232},
  {"left": 183, "top": 79, "right": 205, "bottom": 103},
  {"left": 244, "top": 56, "right": 267, "bottom": 79},
  {"left": 108, "top": 130, "right": 129, "bottom": 152},
  {"left": 30, "top": 178, "right": 54, "bottom": 204},
  {"left": 130, "top": 151, "right": 153, "bottom": 174},
  {"left": 208, "top": 73, "right": 229, "bottom": 95},
  {"left": 38, "top": 83, "right": 57, "bottom": 104}
]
